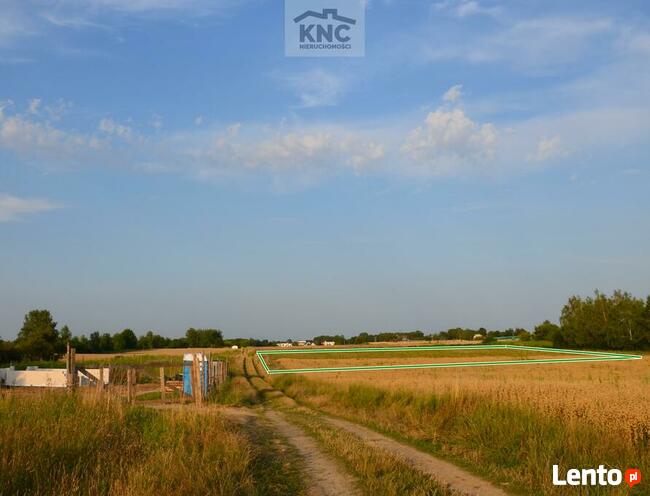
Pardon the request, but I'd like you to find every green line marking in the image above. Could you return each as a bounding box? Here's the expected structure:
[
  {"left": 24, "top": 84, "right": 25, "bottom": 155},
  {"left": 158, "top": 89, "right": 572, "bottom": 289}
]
[{"left": 254, "top": 345, "right": 641, "bottom": 375}]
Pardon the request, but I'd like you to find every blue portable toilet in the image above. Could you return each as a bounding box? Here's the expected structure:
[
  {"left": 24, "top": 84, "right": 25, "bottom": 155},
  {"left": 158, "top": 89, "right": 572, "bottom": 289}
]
[
  {"left": 183, "top": 353, "right": 193, "bottom": 395},
  {"left": 183, "top": 353, "right": 210, "bottom": 396}
]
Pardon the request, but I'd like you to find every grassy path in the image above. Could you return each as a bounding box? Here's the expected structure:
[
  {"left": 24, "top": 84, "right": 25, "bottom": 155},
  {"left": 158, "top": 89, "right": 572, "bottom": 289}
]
[{"left": 242, "top": 352, "right": 506, "bottom": 496}]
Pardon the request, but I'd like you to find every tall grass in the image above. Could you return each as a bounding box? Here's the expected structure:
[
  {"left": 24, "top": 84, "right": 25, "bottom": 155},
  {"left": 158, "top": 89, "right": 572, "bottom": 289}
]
[
  {"left": 0, "top": 390, "right": 301, "bottom": 496},
  {"left": 271, "top": 375, "right": 649, "bottom": 495}
]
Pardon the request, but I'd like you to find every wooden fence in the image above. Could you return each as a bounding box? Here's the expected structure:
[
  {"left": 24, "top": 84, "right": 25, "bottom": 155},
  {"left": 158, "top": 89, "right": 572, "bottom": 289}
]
[{"left": 64, "top": 346, "right": 229, "bottom": 407}]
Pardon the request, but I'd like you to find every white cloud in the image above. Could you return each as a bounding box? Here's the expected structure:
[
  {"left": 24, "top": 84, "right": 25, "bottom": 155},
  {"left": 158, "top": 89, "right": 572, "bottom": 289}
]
[
  {"left": 81, "top": 0, "right": 237, "bottom": 14},
  {"left": 0, "top": 6, "right": 36, "bottom": 48},
  {"left": 0, "top": 193, "right": 59, "bottom": 222},
  {"left": 528, "top": 135, "right": 568, "bottom": 162},
  {"left": 184, "top": 125, "right": 385, "bottom": 179},
  {"left": 278, "top": 69, "right": 346, "bottom": 108},
  {"left": 149, "top": 114, "right": 163, "bottom": 130},
  {"left": 0, "top": 0, "right": 249, "bottom": 61},
  {"left": 434, "top": 0, "right": 500, "bottom": 19},
  {"left": 0, "top": 100, "right": 14, "bottom": 118},
  {"left": 99, "top": 118, "right": 133, "bottom": 141},
  {"left": 442, "top": 84, "right": 463, "bottom": 103},
  {"left": 421, "top": 17, "right": 616, "bottom": 74},
  {"left": 0, "top": 112, "right": 102, "bottom": 160},
  {"left": 402, "top": 108, "right": 498, "bottom": 174},
  {"left": 27, "top": 98, "right": 41, "bottom": 115},
  {"left": 1, "top": 90, "right": 647, "bottom": 184}
]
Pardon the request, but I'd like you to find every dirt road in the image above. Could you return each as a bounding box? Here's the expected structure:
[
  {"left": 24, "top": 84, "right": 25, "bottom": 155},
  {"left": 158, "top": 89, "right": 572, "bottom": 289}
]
[{"left": 244, "top": 352, "right": 510, "bottom": 496}]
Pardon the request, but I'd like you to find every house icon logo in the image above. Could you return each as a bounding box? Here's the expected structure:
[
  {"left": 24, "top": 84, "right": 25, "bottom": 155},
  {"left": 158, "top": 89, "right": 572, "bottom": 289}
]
[
  {"left": 294, "top": 9, "right": 356, "bottom": 44},
  {"left": 285, "top": 0, "right": 365, "bottom": 57}
]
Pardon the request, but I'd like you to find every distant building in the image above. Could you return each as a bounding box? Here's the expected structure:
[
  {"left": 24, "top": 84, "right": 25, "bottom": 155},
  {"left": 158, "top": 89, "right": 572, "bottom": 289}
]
[
  {"left": 297, "top": 340, "right": 307, "bottom": 346},
  {"left": 277, "top": 342, "right": 293, "bottom": 347},
  {"left": 473, "top": 334, "right": 483, "bottom": 340},
  {"left": 323, "top": 341, "right": 335, "bottom": 346},
  {"left": 231, "top": 345, "right": 239, "bottom": 349}
]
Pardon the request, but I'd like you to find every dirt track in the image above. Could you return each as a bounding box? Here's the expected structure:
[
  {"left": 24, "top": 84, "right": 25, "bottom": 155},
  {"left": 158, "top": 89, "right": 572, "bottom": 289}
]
[{"left": 245, "top": 352, "right": 510, "bottom": 496}]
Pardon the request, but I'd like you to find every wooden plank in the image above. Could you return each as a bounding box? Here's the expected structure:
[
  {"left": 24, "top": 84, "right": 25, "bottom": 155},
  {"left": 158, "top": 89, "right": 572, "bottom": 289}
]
[
  {"left": 159, "top": 367, "right": 166, "bottom": 402},
  {"left": 98, "top": 367, "right": 104, "bottom": 393},
  {"left": 193, "top": 355, "right": 202, "bottom": 407}
]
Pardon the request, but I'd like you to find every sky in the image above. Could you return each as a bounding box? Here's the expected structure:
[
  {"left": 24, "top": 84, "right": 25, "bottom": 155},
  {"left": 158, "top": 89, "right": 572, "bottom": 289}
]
[{"left": 1, "top": 0, "right": 649, "bottom": 340}]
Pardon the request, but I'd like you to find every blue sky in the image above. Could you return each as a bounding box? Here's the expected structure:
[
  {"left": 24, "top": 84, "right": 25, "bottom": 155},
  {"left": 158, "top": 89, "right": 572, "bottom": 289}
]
[{"left": 1, "top": 0, "right": 649, "bottom": 340}]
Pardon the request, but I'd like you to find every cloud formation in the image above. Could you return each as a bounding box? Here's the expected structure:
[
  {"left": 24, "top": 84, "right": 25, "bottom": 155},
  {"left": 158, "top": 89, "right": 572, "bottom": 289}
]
[
  {"left": 528, "top": 136, "right": 568, "bottom": 162},
  {"left": 442, "top": 84, "right": 463, "bottom": 103},
  {"left": 402, "top": 108, "right": 498, "bottom": 174},
  {"left": 0, "top": 193, "right": 59, "bottom": 222},
  {"left": 434, "top": 0, "right": 500, "bottom": 19},
  {"left": 278, "top": 69, "right": 346, "bottom": 108},
  {"left": 0, "top": 108, "right": 103, "bottom": 162}
]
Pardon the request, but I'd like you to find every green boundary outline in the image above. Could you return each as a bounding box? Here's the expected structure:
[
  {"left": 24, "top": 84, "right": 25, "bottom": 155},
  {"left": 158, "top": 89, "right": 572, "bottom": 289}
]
[{"left": 255, "top": 345, "right": 642, "bottom": 375}]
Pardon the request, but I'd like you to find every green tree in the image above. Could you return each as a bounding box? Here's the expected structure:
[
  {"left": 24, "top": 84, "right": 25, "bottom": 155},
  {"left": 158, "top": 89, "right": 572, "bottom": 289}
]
[
  {"left": 533, "top": 320, "right": 560, "bottom": 341},
  {"left": 99, "top": 333, "right": 113, "bottom": 352},
  {"left": 111, "top": 329, "right": 137, "bottom": 352},
  {"left": 559, "top": 290, "right": 649, "bottom": 349},
  {"left": 89, "top": 332, "right": 101, "bottom": 353},
  {"left": 16, "top": 310, "right": 59, "bottom": 360},
  {"left": 121, "top": 329, "right": 138, "bottom": 349},
  {"left": 57, "top": 325, "right": 72, "bottom": 353},
  {"left": 0, "top": 339, "right": 22, "bottom": 364},
  {"left": 185, "top": 328, "right": 223, "bottom": 347}
]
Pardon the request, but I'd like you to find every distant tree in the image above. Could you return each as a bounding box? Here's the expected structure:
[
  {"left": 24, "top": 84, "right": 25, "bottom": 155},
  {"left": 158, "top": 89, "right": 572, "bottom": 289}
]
[
  {"left": 185, "top": 328, "right": 224, "bottom": 347},
  {"left": 70, "top": 335, "right": 89, "bottom": 353},
  {"left": 111, "top": 328, "right": 138, "bottom": 352},
  {"left": 533, "top": 320, "right": 560, "bottom": 341},
  {"left": 313, "top": 334, "right": 345, "bottom": 345},
  {"left": 121, "top": 329, "right": 138, "bottom": 349},
  {"left": 58, "top": 325, "right": 72, "bottom": 353},
  {"left": 169, "top": 337, "right": 189, "bottom": 348},
  {"left": 99, "top": 333, "right": 113, "bottom": 352},
  {"left": 138, "top": 331, "right": 155, "bottom": 349},
  {"left": 89, "top": 332, "right": 101, "bottom": 353},
  {"left": 0, "top": 339, "right": 22, "bottom": 364},
  {"left": 15, "top": 309, "right": 59, "bottom": 360},
  {"left": 559, "top": 290, "right": 649, "bottom": 349}
]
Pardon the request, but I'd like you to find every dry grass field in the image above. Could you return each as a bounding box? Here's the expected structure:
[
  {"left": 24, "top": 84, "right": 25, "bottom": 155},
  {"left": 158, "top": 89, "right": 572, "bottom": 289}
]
[
  {"left": 0, "top": 389, "right": 306, "bottom": 496},
  {"left": 4, "top": 346, "right": 647, "bottom": 495},
  {"left": 271, "top": 350, "right": 649, "bottom": 441},
  {"left": 268, "top": 348, "right": 650, "bottom": 495},
  {"left": 263, "top": 348, "right": 582, "bottom": 371}
]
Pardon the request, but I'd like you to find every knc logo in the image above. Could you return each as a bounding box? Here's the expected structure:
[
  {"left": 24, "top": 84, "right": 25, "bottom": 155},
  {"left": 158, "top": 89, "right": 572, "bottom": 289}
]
[
  {"left": 285, "top": 0, "right": 365, "bottom": 57},
  {"left": 553, "top": 465, "right": 642, "bottom": 488}
]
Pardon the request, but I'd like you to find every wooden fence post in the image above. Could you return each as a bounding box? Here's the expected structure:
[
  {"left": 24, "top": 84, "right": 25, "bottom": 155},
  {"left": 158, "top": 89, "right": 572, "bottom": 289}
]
[
  {"left": 97, "top": 366, "right": 104, "bottom": 394},
  {"left": 66, "top": 343, "right": 77, "bottom": 390},
  {"left": 159, "top": 367, "right": 166, "bottom": 402},
  {"left": 192, "top": 355, "right": 203, "bottom": 407}
]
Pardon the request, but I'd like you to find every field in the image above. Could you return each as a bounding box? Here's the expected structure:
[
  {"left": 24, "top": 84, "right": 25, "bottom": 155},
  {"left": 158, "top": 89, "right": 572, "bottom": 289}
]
[
  {"left": 2, "top": 344, "right": 648, "bottom": 496},
  {"left": 266, "top": 345, "right": 650, "bottom": 495},
  {"left": 258, "top": 345, "right": 640, "bottom": 373},
  {"left": 0, "top": 389, "right": 306, "bottom": 496}
]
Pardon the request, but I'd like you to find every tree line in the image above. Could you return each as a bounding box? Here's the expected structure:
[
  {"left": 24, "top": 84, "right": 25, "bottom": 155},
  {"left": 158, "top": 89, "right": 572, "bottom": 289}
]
[
  {"left": 313, "top": 327, "right": 530, "bottom": 345},
  {"left": 314, "top": 291, "right": 650, "bottom": 350},
  {"left": 0, "top": 310, "right": 228, "bottom": 363},
  {"left": 2, "top": 290, "right": 649, "bottom": 363}
]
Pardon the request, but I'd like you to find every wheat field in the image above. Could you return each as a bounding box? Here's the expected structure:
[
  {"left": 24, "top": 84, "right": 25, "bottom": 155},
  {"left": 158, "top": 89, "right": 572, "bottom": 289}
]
[{"left": 269, "top": 349, "right": 650, "bottom": 495}]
